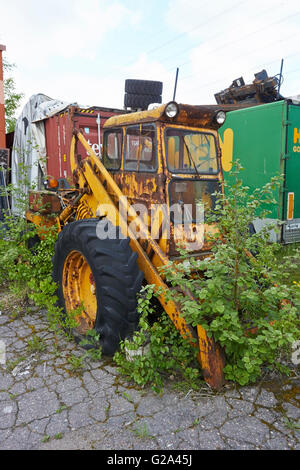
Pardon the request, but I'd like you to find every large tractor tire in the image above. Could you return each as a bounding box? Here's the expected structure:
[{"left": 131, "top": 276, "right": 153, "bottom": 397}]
[
  {"left": 125, "top": 79, "right": 163, "bottom": 96},
  {"left": 124, "top": 93, "right": 162, "bottom": 110},
  {"left": 52, "top": 219, "right": 144, "bottom": 356}
]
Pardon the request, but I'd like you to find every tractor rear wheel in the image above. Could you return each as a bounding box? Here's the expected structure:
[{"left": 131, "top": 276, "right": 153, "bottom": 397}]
[{"left": 52, "top": 219, "right": 144, "bottom": 356}]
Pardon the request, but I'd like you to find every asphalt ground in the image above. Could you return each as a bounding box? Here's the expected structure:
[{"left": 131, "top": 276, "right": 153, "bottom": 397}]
[{"left": 0, "top": 291, "right": 299, "bottom": 451}]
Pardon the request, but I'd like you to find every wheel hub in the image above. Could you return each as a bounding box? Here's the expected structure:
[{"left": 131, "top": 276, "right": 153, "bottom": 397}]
[{"left": 63, "top": 250, "right": 97, "bottom": 332}]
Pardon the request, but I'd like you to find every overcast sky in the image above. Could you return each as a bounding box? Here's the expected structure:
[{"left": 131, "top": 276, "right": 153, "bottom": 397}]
[{"left": 1, "top": 0, "right": 300, "bottom": 113}]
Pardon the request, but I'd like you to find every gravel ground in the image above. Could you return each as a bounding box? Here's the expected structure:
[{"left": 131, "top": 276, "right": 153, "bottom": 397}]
[{"left": 0, "top": 293, "right": 299, "bottom": 451}]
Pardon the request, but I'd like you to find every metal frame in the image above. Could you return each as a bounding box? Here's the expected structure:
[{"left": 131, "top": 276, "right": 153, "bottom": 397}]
[{"left": 65, "top": 130, "right": 226, "bottom": 390}]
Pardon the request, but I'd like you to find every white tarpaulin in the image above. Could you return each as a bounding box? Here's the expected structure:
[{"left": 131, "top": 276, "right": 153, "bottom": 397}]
[
  {"left": 287, "top": 94, "right": 300, "bottom": 104},
  {"left": 11, "top": 94, "right": 75, "bottom": 213}
]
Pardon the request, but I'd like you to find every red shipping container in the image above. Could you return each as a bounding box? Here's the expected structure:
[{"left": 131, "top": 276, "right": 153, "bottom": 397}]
[{"left": 45, "top": 105, "right": 124, "bottom": 183}]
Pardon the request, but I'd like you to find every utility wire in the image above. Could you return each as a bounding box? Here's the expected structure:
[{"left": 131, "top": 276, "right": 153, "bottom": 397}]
[
  {"left": 157, "top": 0, "right": 284, "bottom": 68},
  {"left": 98, "top": 2, "right": 299, "bottom": 92},
  {"left": 183, "top": 50, "right": 300, "bottom": 101},
  {"left": 87, "top": 2, "right": 300, "bottom": 103},
  {"left": 180, "top": 28, "right": 300, "bottom": 85},
  {"left": 171, "top": 9, "right": 300, "bottom": 74},
  {"left": 144, "top": 0, "right": 248, "bottom": 56},
  {"left": 95, "top": 0, "right": 249, "bottom": 82}
]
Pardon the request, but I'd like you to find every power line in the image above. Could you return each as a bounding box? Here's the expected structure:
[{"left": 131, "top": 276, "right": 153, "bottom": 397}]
[
  {"left": 156, "top": 0, "right": 284, "bottom": 69},
  {"left": 183, "top": 50, "right": 300, "bottom": 100},
  {"left": 180, "top": 28, "right": 300, "bottom": 84},
  {"left": 285, "top": 66, "right": 300, "bottom": 76},
  {"left": 82, "top": 2, "right": 300, "bottom": 101},
  {"left": 172, "top": 8, "right": 300, "bottom": 75},
  {"left": 95, "top": 0, "right": 249, "bottom": 82},
  {"left": 144, "top": 0, "right": 248, "bottom": 56}
]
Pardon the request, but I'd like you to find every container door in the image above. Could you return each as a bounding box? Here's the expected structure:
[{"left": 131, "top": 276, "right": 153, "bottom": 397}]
[
  {"left": 219, "top": 101, "right": 284, "bottom": 222},
  {"left": 283, "top": 103, "right": 300, "bottom": 243},
  {"left": 219, "top": 101, "right": 286, "bottom": 243}
]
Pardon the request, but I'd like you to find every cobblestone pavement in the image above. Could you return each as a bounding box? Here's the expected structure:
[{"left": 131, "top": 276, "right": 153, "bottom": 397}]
[{"left": 0, "top": 298, "right": 299, "bottom": 451}]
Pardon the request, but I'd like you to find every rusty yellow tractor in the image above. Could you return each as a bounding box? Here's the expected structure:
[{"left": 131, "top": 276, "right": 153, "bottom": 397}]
[{"left": 26, "top": 100, "right": 233, "bottom": 390}]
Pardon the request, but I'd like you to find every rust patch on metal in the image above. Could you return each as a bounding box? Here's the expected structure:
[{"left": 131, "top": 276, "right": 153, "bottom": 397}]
[
  {"left": 198, "top": 327, "right": 226, "bottom": 391},
  {"left": 104, "top": 103, "right": 246, "bottom": 130}
]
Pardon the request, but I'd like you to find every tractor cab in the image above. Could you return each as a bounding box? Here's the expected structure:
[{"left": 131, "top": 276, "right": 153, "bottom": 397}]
[{"left": 102, "top": 102, "right": 227, "bottom": 257}]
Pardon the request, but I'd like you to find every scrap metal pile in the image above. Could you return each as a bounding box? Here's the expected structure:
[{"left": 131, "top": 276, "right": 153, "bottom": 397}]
[{"left": 215, "top": 69, "right": 284, "bottom": 105}]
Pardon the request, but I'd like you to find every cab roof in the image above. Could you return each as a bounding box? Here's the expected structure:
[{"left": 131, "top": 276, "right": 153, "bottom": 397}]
[{"left": 103, "top": 102, "right": 250, "bottom": 130}]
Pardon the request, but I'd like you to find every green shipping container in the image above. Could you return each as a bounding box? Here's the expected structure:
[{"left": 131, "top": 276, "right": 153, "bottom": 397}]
[{"left": 218, "top": 100, "right": 300, "bottom": 243}]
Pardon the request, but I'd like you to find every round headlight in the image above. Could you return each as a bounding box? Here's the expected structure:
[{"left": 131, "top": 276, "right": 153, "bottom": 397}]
[
  {"left": 216, "top": 110, "right": 226, "bottom": 125},
  {"left": 165, "top": 102, "right": 179, "bottom": 118}
]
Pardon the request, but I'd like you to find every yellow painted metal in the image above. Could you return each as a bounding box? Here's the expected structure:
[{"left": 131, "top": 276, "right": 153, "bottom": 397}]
[
  {"left": 72, "top": 153, "right": 193, "bottom": 340},
  {"left": 219, "top": 128, "right": 234, "bottom": 173},
  {"left": 105, "top": 102, "right": 229, "bottom": 132},
  {"left": 287, "top": 192, "right": 295, "bottom": 221},
  {"left": 74, "top": 131, "right": 171, "bottom": 266},
  {"left": 29, "top": 107, "right": 226, "bottom": 390},
  {"left": 197, "top": 325, "right": 226, "bottom": 390},
  {"left": 104, "top": 104, "right": 168, "bottom": 128},
  {"left": 67, "top": 130, "right": 225, "bottom": 389},
  {"left": 25, "top": 210, "right": 58, "bottom": 236},
  {"left": 63, "top": 250, "right": 97, "bottom": 332}
]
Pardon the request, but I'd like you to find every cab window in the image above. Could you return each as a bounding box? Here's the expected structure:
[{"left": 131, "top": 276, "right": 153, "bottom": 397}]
[
  {"left": 124, "top": 125, "right": 157, "bottom": 172},
  {"left": 103, "top": 129, "right": 122, "bottom": 170},
  {"left": 166, "top": 129, "right": 218, "bottom": 174}
]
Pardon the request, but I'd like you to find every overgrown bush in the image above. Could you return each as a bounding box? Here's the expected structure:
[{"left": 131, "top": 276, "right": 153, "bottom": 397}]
[
  {"left": 115, "top": 163, "right": 300, "bottom": 388},
  {"left": 0, "top": 157, "right": 76, "bottom": 334},
  {"left": 0, "top": 217, "right": 63, "bottom": 322},
  {"left": 114, "top": 286, "right": 201, "bottom": 393},
  {"left": 1, "top": 161, "right": 300, "bottom": 389}
]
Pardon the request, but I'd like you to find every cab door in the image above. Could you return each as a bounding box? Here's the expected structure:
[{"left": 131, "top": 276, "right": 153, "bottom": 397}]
[
  {"left": 118, "top": 123, "right": 166, "bottom": 208},
  {"left": 283, "top": 104, "right": 300, "bottom": 242}
]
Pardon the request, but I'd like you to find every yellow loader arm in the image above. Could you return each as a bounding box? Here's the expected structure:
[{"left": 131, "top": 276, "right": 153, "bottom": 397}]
[{"left": 59, "top": 130, "right": 225, "bottom": 390}]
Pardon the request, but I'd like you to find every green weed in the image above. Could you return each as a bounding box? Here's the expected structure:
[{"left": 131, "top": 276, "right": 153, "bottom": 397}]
[
  {"left": 27, "top": 335, "right": 47, "bottom": 353},
  {"left": 131, "top": 422, "right": 154, "bottom": 440}
]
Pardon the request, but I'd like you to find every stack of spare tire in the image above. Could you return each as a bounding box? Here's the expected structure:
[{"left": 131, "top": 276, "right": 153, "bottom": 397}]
[{"left": 124, "top": 79, "right": 163, "bottom": 110}]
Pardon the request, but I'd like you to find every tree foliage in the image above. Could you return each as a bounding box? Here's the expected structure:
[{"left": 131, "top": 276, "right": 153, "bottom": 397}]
[
  {"left": 115, "top": 163, "right": 300, "bottom": 388},
  {"left": 3, "top": 57, "right": 24, "bottom": 133}
]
